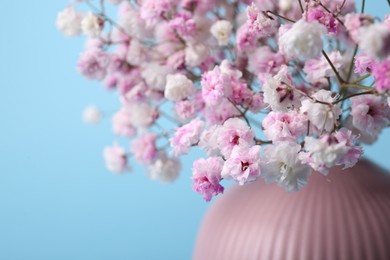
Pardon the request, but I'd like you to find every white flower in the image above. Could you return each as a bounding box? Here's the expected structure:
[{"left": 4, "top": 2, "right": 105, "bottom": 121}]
[
  {"left": 129, "top": 102, "right": 157, "bottom": 129},
  {"left": 141, "top": 62, "right": 172, "bottom": 91},
  {"left": 81, "top": 12, "right": 102, "bottom": 38},
  {"left": 210, "top": 20, "right": 233, "bottom": 46},
  {"left": 300, "top": 136, "right": 348, "bottom": 174},
  {"left": 358, "top": 23, "right": 390, "bottom": 60},
  {"left": 82, "top": 105, "right": 102, "bottom": 124},
  {"left": 185, "top": 44, "right": 208, "bottom": 67},
  {"left": 279, "top": 19, "right": 326, "bottom": 60},
  {"left": 263, "top": 66, "right": 301, "bottom": 111},
  {"left": 164, "top": 74, "right": 196, "bottom": 102},
  {"left": 126, "top": 40, "right": 148, "bottom": 66},
  {"left": 262, "top": 142, "right": 312, "bottom": 192},
  {"left": 119, "top": 2, "right": 148, "bottom": 38},
  {"left": 103, "top": 144, "right": 129, "bottom": 173},
  {"left": 300, "top": 90, "right": 342, "bottom": 133},
  {"left": 56, "top": 6, "right": 83, "bottom": 37},
  {"left": 149, "top": 152, "right": 181, "bottom": 183}
]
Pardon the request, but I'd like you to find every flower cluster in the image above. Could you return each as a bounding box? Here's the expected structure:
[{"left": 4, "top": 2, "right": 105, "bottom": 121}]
[{"left": 58, "top": 0, "right": 390, "bottom": 201}]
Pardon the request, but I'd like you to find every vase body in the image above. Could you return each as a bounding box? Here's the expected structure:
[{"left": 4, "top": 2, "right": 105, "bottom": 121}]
[{"left": 193, "top": 159, "right": 390, "bottom": 260}]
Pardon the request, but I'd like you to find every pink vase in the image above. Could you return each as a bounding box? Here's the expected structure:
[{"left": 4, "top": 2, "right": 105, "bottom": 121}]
[{"left": 193, "top": 159, "right": 390, "bottom": 260}]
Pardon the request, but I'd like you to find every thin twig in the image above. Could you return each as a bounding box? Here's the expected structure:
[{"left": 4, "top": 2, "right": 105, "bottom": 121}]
[
  {"left": 347, "top": 44, "right": 359, "bottom": 82},
  {"left": 333, "top": 90, "right": 375, "bottom": 104},
  {"left": 265, "top": 10, "right": 296, "bottom": 23},
  {"left": 297, "top": 0, "right": 304, "bottom": 13},
  {"left": 322, "top": 50, "right": 345, "bottom": 83}
]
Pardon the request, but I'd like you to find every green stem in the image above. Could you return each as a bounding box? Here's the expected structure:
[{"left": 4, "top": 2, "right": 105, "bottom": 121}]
[
  {"left": 342, "top": 83, "right": 372, "bottom": 91},
  {"left": 361, "top": 0, "right": 366, "bottom": 13},
  {"left": 333, "top": 90, "right": 375, "bottom": 104},
  {"left": 351, "top": 74, "right": 371, "bottom": 84},
  {"left": 322, "top": 50, "right": 345, "bottom": 83},
  {"left": 347, "top": 44, "right": 359, "bottom": 82}
]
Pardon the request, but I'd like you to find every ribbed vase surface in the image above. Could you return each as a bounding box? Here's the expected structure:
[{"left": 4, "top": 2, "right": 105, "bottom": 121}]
[{"left": 193, "top": 159, "right": 390, "bottom": 260}]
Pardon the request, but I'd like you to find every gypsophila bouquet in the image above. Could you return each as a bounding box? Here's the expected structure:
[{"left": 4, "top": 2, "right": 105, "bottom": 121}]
[{"left": 57, "top": 0, "right": 390, "bottom": 201}]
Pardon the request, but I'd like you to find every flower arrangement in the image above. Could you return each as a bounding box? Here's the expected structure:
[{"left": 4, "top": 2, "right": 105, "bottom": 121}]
[{"left": 57, "top": 0, "right": 390, "bottom": 201}]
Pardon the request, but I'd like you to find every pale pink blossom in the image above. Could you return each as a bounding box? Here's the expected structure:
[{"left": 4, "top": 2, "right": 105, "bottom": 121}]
[
  {"left": 203, "top": 99, "right": 240, "bottom": 125},
  {"left": 56, "top": 6, "right": 83, "bottom": 37},
  {"left": 170, "top": 118, "right": 205, "bottom": 156},
  {"left": 303, "top": 51, "right": 344, "bottom": 83},
  {"left": 103, "top": 143, "right": 129, "bottom": 173},
  {"left": 77, "top": 48, "right": 110, "bottom": 80},
  {"left": 371, "top": 59, "right": 390, "bottom": 92},
  {"left": 170, "top": 12, "right": 197, "bottom": 40},
  {"left": 307, "top": 6, "right": 339, "bottom": 34},
  {"left": 358, "top": 23, "right": 390, "bottom": 60},
  {"left": 131, "top": 133, "right": 158, "bottom": 165},
  {"left": 83, "top": 105, "right": 102, "bottom": 124},
  {"left": 248, "top": 46, "right": 285, "bottom": 82},
  {"left": 300, "top": 129, "right": 362, "bottom": 175},
  {"left": 192, "top": 157, "right": 224, "bottom": 201},
  {"left": 263, "top": 65, "right": 300, "bottom": 111},
  {"left": 350, "top": 95, "right": 390, "bottom": 139},
  {"left": 217, "top": 118, "right": 255, "bottom": 158},
  {"left": 148, "top": 152, "right": 181, "bottom": 183},
  {"left": 199, "top": 125, "right": 221, "bottom": 156},
  {"left": 175, "top": 93, "right": 204, "bottom": 121},
  {"left": 221, "top": 145, "right": 262, "bottom": 185},
  {"left": 140, "top": 0, "right": 175, "bottom": 27},
  {"left": 262, "top": 111, "right": 307, "bottom": 142},
  {"left": 300, "top": 90, "right": 342, "bottom": 133},
  {"left": 354, "top": 53, "right": 375, "bottom": 75},
  {"left": 112, "top": 108, "right": 136, "bottom": 137}
]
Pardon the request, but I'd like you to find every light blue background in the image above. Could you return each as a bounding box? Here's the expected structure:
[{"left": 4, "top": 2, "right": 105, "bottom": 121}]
[{"left": 0, "top": 1, "right": 388, "bottom": 259}]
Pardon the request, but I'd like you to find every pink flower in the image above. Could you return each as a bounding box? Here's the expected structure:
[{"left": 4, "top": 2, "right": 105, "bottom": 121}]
[
  {"left": 221, "top": 145, "right": 262, "bottom": 185},
  {"left": 354, "top": 53, "right": 376, "bottom": 75},
  {"left": 192, "top": 157, "right": 224, "bottom": 202},
  {"left": 333, "top": 128, "right": 363, "bottom": 169},
  {"left": 198, "top": 126, "right": 221, "bottom": 157},
  {"left": 103, "top": 143, "right": 129, "bottom": 173},
  {"left": 77, "top": 48, "right": 110, "bottom": 80},
  {"left": 350, "top": 95, "right": 390, "bottom": 139},
  {"left": 112, "top": 108, "right": 136, "bottom": 138},
  {"left": 203, "top": 99, "right": 240, "bottom": 125},
  {"left": 140, "top": 0, "right": 175, "bottom": 27},
  {"left": 217, "top": 118, "right": 255, "bottom": 158},
  {"left": 262, "top": 111, "right": 307, "bottom": 142},
  {"left": 246, "top": 3, "right": 278, "bottom": 38},
  {"left": 170, "top": 118, "right": 205, "bottom": 156},
  {"left": 248, "top": 46, "right": 285, "bottom": 82},
  {"left": 175, "top": 93, "right": 204, "bottom": 121},
  {"left": 300, "top": 90, "right": 342, "bottom": 133},
  {"left": 307, "top": 7, "right": 339, "bottom": 34},
  {"left": 300, "top": 129, "right": 362, "bottom": 175},
  {"left": 303, "top": 51, "right": 344, "bottom": 83},
  {"left": 371, "top": 59, "right": 390, "bottom": 93},
  {"left": 169, "top": 12, "right": 197, "bottom": 40},
  {"left": 201, "top": 66, "right": 227, "bottom": 106},
  {"left": 131, "top": 133, "right": 158, "bottom": 165}
]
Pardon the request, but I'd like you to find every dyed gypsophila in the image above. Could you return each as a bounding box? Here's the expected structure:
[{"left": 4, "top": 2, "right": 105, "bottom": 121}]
[{"left": 57, "top": 0, "right": 390, "bottom": 201}]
